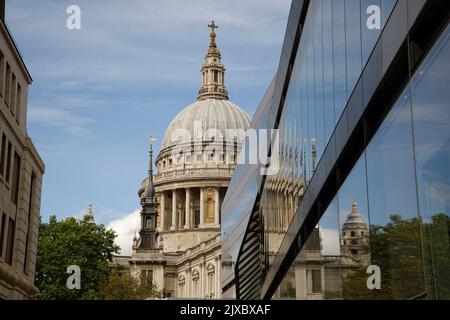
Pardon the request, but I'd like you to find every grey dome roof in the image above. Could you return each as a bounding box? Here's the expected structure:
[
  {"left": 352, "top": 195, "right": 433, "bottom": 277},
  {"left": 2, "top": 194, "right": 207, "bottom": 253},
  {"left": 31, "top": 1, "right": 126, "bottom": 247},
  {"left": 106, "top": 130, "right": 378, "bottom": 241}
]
[
  {"left": 161, "top": 99, "right": 251, "bottom": 150},
  {"left": 345, "top": 213, "right": 366, "bottom": 225},
  {"left": 343, "top": 203, "right": 367, "bottom": 226}
]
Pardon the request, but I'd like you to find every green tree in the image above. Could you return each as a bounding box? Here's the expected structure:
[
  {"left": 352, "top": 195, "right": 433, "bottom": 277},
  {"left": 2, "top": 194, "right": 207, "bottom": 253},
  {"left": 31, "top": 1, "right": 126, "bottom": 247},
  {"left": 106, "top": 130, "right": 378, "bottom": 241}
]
[
  {"left": 99, "top": 268, "right": 162, "bottom": 300},
  {"left": 342, "top": 214, "right": 450, "bottom": 300},
  {"left": 342, "top": 215, "right": 425, "bottom": 299},
  {"left": 35, "top": 215, "right": 120, "bottom": 300},
  {"left": 422, "top": 213, "right": 450, "bottom": 299}
]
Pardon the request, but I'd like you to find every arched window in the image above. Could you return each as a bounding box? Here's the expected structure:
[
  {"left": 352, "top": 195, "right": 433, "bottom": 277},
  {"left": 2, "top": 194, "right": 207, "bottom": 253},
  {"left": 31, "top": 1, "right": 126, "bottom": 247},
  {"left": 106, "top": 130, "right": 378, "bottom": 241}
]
[
  {"left": 146, "top": 218, "right": 152, "bottom": 229},
  {"left": 351, "top": 231, "right": 356, "bottom": 237}
]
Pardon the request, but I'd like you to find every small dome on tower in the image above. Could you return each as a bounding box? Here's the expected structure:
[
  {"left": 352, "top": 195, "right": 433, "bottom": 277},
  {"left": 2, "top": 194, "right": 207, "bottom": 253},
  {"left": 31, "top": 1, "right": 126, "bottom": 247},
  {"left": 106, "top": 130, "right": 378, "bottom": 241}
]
[{"left": 343, "top": 202, "right": 367, "bottom": 225}]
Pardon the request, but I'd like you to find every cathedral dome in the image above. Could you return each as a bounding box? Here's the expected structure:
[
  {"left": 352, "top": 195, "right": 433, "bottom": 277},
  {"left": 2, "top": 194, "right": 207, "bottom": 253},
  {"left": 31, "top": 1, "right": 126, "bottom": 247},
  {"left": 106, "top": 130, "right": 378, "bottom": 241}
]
[
  {"left": 160, "top": 21, "right": 251, "bottom": 151},
  {"left": 161, "top": 99, "right": 250, "bottom": 150}
]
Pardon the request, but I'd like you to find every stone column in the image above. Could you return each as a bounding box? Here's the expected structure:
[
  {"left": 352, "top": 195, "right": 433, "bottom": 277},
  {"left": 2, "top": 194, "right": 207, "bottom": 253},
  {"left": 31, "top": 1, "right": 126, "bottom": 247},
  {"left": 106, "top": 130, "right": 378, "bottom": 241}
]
[
  {"left": 178, "top": 204, "right": 183, "bottom": 229},
  {"left": 200, "top": 262, "right": 204, "bottom": 298},
  {"left": 215, "top": 257, "right": 220, "bottom": 298},
  {"left": 214, "top": 188, "right": 220, "bottom": 226},
  {"left": 160, "top": 192, "right": 165, "bottom": 231},
  {"left": 171, "top": 190, "right": 177, "bottom": 230},
  {"left": 295, "top": 265, "right": 307, "bottom": 299},
  {"left": 199, "top": 188, "right": 205, "bottom": 227},
  {"left": 184, "top": 188, "right": 191, "bottom": 229},
  {"left": 187, "top": 269, "right": 191, "bottom": 298}
]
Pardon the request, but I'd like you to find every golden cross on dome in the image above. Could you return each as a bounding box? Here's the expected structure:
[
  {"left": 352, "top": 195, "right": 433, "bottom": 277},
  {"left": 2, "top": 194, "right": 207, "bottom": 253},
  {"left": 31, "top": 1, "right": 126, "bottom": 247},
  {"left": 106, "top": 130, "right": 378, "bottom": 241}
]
[{"left": 208, "top": 21, "right": 218, "bottom": 33}]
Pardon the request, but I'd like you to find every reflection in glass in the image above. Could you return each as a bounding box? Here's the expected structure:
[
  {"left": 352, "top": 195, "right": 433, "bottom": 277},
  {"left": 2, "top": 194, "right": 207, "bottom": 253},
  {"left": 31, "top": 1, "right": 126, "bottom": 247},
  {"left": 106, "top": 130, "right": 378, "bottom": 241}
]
[
  {"left": 273, "top": 227, "right": 325, "bottom": 300},
  {"left": 381, "top": 0, "right": 397, "bottom": 26},
  {"left": 332, "top": 0, "right": 348, "bottom": 119},
  {"left": 366, "top": 87, "right": 425, "bottom": 299},
  {"left": 411, "top": 25, "right": 450, "bottom": 299},
  {"left": 345, "top": 0, "right": 363, "bottom": 97},
  {"left": 262, "top": 0, "right": 398, "bottom": 290},
  {"left": 319, "top": 197, "right": 342, "bottom": 299},
  {"left": 322, "top": 0, "right": 335, "bottom": 143},
  {"left": 313, "top": 0, "right": 325, "bottom": 160},
  {"left": 338, "top": 155, "right": 371, "bottom": 299},
  {"left": 361, "top": 0, "right": 381, "bottom": 64},
  {"left": 306, "top": 11, "right": 316, "bottom": 183},
  {"left": 259, "top": 0, "right": 442, "bottom": 301},
  {"left": 273, "top": 192, "right": 372, "bottom": 300}
]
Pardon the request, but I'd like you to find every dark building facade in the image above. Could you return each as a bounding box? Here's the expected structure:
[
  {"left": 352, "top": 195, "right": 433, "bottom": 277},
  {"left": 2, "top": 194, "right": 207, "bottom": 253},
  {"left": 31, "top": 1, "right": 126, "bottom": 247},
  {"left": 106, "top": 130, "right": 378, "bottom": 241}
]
[{"left": 222, "top": 0, "right": 450, "bottom": 300}]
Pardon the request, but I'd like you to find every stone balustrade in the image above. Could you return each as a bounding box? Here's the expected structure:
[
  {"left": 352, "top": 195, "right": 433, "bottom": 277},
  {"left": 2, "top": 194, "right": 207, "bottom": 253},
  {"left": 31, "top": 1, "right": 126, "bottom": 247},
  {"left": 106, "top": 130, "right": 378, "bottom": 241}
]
[{"left": 140, "top": 167, "right": 233, "bottom": 187}]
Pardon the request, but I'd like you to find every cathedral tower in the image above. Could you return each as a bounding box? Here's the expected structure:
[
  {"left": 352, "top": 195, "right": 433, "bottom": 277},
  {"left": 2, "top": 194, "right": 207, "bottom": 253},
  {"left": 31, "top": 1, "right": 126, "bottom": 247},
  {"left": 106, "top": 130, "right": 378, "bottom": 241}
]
[
  {"left": 198, "top": 21, "right": 229, "bottom": 101},
  {"left": 138, "top": 142, "right": 158, "bottom": 250},
  {"left": 122, "top": 22, "right": 251, "bottom": 299},
  {"left": 341, "top": 202, "right": 369, "bottom": 264}
]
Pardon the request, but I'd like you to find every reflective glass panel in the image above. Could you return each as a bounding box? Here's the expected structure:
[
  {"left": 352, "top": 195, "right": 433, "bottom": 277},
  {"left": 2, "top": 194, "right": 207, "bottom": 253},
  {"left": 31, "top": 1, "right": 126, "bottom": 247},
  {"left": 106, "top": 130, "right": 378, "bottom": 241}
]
[
  {"left": 411, "top": 24, "right": 450, "bottom": 299},
  {"left": 366, "top": 87, "right": 425, "bottom": 299}
]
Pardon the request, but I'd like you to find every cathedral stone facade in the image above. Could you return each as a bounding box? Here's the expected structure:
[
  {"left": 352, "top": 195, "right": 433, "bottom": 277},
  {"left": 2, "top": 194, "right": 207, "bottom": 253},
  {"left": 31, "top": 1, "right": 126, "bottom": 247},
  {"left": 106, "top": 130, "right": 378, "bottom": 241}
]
[{"left": 114, "top": 22, "right": 250, "bottom": 299}]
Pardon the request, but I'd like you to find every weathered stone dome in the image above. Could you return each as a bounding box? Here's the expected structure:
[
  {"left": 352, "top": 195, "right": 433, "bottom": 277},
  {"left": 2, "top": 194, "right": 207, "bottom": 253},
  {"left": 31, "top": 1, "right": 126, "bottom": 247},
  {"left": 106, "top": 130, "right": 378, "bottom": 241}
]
[
  {"left": 343, "top": 202, "right": 367, "bottom": 226},
  {"left": 161, "top": 99, "right": 251, "bottom": 150}
]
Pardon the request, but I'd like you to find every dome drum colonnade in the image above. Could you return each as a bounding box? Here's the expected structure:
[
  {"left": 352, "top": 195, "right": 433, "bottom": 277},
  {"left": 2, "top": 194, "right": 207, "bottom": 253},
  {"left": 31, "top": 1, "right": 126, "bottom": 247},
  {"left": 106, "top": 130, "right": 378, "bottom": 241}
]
[{"left": 155, "top": 186, "right": 222, "bottom": 231}]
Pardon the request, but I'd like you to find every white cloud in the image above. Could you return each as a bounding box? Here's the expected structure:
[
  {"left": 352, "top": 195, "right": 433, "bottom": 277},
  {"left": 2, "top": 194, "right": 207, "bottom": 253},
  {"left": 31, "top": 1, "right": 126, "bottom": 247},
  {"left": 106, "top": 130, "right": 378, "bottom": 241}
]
[
  {"left": 107, "top": 209, "right": 140, "bottom": 256},
  {"left": 8, "top": 0, "right": 290, "bottom": 85},
  {"left": 28, "top": 105, "right": 94, "bottom": 138},
  {"left": 8, "top": 0, "right": 291, "bottom": 144}
]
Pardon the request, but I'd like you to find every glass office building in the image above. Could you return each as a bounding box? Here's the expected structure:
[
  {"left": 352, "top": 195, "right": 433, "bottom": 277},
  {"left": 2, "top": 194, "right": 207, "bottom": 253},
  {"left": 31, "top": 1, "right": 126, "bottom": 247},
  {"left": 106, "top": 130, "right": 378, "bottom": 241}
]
[{"left": 222, "top": 0, "right": 450, "bottom": 299}]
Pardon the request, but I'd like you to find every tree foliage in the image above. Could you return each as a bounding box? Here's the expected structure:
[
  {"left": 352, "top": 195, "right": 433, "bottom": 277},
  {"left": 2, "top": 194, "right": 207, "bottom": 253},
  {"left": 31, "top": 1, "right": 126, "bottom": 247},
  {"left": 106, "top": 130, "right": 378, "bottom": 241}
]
[
  {"left": 342, "top": 213, "right": 450, "bottom": 300},
  {"left": 99, "top": 268, "right": 162, "bottom": 300},
  {"left": 35, "top": 215, "right": 120, "bottom": 300}
]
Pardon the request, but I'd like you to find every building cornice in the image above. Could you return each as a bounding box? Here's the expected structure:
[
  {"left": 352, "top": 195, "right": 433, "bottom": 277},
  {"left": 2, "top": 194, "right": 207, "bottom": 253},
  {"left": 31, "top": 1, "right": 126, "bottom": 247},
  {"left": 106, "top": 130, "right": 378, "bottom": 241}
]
[
  {"left": 25, "top": 137, "right": 45, "bottom": 173},
  {"left": 0, "top": 19, "right": 32, "bottom": 84}
]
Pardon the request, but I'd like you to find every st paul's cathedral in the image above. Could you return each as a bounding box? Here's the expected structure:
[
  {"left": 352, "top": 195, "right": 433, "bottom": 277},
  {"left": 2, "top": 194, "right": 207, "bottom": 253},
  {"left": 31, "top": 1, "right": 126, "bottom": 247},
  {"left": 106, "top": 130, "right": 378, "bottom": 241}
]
[{"left": 113, "top": 22, "right": 250, "bottom": 299}]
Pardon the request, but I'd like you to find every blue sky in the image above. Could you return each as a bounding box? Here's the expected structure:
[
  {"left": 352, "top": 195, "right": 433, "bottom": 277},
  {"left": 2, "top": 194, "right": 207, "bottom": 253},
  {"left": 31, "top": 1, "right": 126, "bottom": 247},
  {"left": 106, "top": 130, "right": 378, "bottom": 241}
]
[{"left": 6, "top": 0, "right": 291, "bottom": 253}]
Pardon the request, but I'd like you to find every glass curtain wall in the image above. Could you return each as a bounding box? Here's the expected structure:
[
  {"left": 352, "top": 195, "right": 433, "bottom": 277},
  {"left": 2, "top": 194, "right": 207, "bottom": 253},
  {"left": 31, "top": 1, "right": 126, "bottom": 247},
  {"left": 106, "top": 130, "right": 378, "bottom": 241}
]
[
  {"left": 411, "top": 25, "right": 450, "bottom": 299},
  {"left": 261, "top": 0, "right": 397, "bottom": 280},
  {"left": 273, "top": 22, "right": 450, "bottom": 300}
]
